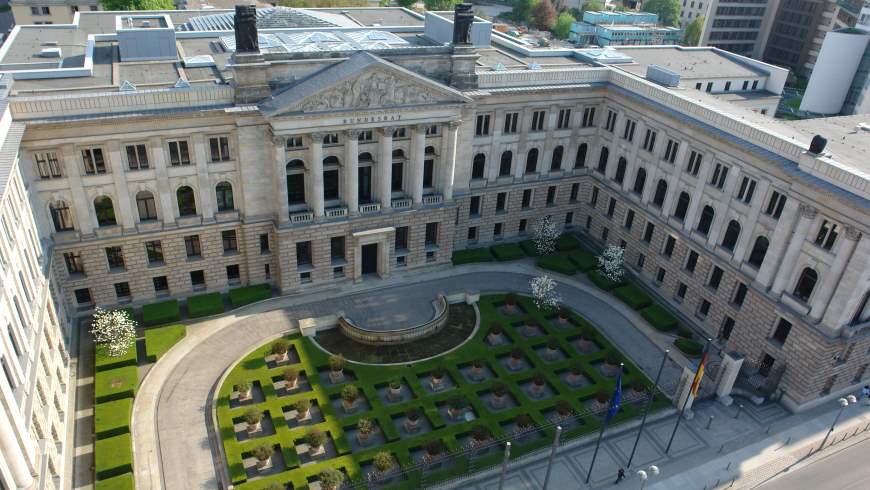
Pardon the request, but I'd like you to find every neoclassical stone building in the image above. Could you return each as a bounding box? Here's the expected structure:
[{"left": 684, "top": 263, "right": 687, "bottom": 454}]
[{"left": 0, "top": 4, "right": 867, "bottom": 428}]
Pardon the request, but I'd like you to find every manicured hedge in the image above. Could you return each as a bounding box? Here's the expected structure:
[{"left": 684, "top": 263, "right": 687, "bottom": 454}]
[
  {"left": 567, "top": 250, "right": 598, "bottom": 271},
  {"left": 95, "top": 366, "right": 138, "bottom": 404},
  {"left": 612, "top": 284, "right": 653, "bottom": 310},
  {"left": 187, "top": 292, "right": 224, "bottom": 318},
  {"left": 556, "top": 234, "right": 581, "bottom": 251},
  {"left": 519, "top": 239, "right": 541, "bottom": 257},
  {"left": 95, "top": 472, "right": 134, "bottom": 490},
  {"left": 229, "top": 284, "right": 272, "bottom": 309},
  {"left": 640, "top": 305, "right": 678, "bottom": 332},
  {"left": 95, "top": 434, "right": 133, "bottom": 481},
  {"left": 95, "top": 398, "right": 133, "bottom": 440},
  {"left": 95, "top": 342, "right": 137, "bottom": 373},
  {"left": 490, "top": 243, "right": 525, "bottom": 261},
  {"left": 144, "top": 324, "right": 186, "bottom": 362},
  {"left": 676, "top": 326, "right": 694, "bottom": 339},
  {"left": 587, "top": 270, "right": 626, "bottom": 291},
  {"left": 451, "top": 248, "right": 494, "bottom": 265},
  {"left": 142, "top": 300, "right": 180, "bottom": 326},
  {"left": 536, "top": 255, "right": 578, "bottom": 275},
  {"left": 674, "top": 338, "right": 704, "bottom": 357}
]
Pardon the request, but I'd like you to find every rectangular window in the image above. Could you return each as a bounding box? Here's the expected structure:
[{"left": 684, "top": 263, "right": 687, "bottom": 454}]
[
  {"left": 622, "top": 119, "right": 636, "bottom": 141},
  {"left": 209, "top": 136, "right": 231, "bottom": 162},
  {"left": 637, "top": 253, "right": 646, "bottom": 268},
  {"left": 519, "top": 219, "right": 528, "bottom": 233},
  {"left": 145, "top": 240, "right": 164, "bottom": 264},
  {"left": 586, "top": 215, "right": 592, "bottom": 230},
  {"left": 64, "top": 252, "right": 85, "bottom": 274},
  {"left": 358, "top": 131, "right": 373, "bottom": 142},
  {"left": 425, "top": 125, "right": 438, "bottom": 136},
  {"left": 125, "top": 144, "right": 149, "bottom": 170},
  {"left": 557, "top": 108, "right": 571, "bottom": 129},
  {"left": 323, "top": 169, "right": 339, "bottom": 200},
  {"left": 467, "top": 226, "right": 478, "bottom": 241},
  {"left": 185, "top": 235, "right": 202, "bottom": 258},
  {"left": 395, "top": 226, "right": 409, "bottom": 251},
  {"left": 322, "top": 133, "right": 339, "bottom": 145},
  {"left": 732, "top": 282, "right": 748, "bottom": 307},
  {"left": 570, "top": 183, "right": 579, "bottom": 202},
  {"left": 503, "top": 112, "right": 519, "bottom": 133},
  {"left": 604, "top": 110, "right": 616, "bottom": 132},
  {"left": 74, "top": 288, "right": 92, "bottom": 305},
  {"left": 607, "top": 197, "right": 616, "bottom": 218},
  {"left": 496, "top": 192, "right": 507, "bottom": 212},
  {"left": 475, "top": 114, "right": 491, "bottom": 136},
  {"left": 664, "top": 140, "right": 679, "bottom": 164},
  {"left": 226, "top": 265, "right": 241, "bottom": 283},
  {"left": 34, "top": 152, "right": 62, "bottom": 179},
  {"left": 330, "top": 236, "right": 345, "bottom": 261},
  {"left": 706, "top": 82, "right": 713, "bottom": 92},
  {"left": 710, "top": 163, "right": 729, "bottom": 189},
  {"left": 698, "top": 299, "right": 711, "bottom": 318},
  {"left": 685, "top": 250, "right": 699, "bottom": 273},
  {"left": 300, "top": 271, "right": 312, "bottom": 284},
  {"left": 296, "top": 241, "right": 312, "bottom": 266},
  {"left": 590, "top": 186, "right": 599, "bottom": 207},
  {"left": 190, "top": 270, "right": 206, "bottom": 288},
  {"left": 105, "top": 246, "right": 125, "bottom": 270},
  {"left": 531, "top": 110, "right": 547, "bottom": 131},
  {"left": 656, "top": 267, "right": 666, "bottom": 283},
  {"left": 286, "top": 136, "right": 304, "bottom": 148},
  {"left": 695, "top": 82, "right": 702, "bottom": 90},
  {"left": 686, "top": 150, "right": 702, "bottom": 175},
  {"left": 765, "top": 191, "right": 787, "bottom": 219},
  {"left": 494, "top": 222, "right": 503, "bottom": 238},
  {"left": 391, "top": 162, "right": 403, "bottom": 192},
  {"left": 565, "top": 212, "right": 574, "bottom": 226},
  {"left": 392, "top": 128, "right": 406, "bottom": 139},
  {"left": 736, "top": 176, "right": 757, "bottom": 204},
  {"left": 168, "top": 140, "right": 191, "bottom": 166},
  {"left": 642, "top": 129, "right": 656, "bottom": 152},
  {"left": 114, "top": 282, "right": 131, "bottom": 300},
  {"left": 222, "top": 230, "right": 238, "bottom": 252},
  {"left": 771, "top": 318, "right": 792, "bottom": 345},
  {"left": 259, "top": 234, "right": 270, "bottom": 253},
  {"left": 643, "top": 222, "right": 655, "bottom": 242},
  {"left": 469, "top": 196, "right": 481, "bottom": 217},
  {"left": 708, "top": 266, "right": 724, "bottom": 290},
  {"left": 264, "top": 264, "right": 271, "bottom": 279},
  {"left": 663, "top": 235, "right": 676, "bottom": 257},
  {"left": 601, "top": 227, "right": 609, "bottom": 242},
  {"left": 153, "top": 276, "right": 169, "bottom": 294},
  {"left": 425, "top": 222, "right": 439, "bottom": 246},
  {"left": 624, "top": 209, "right": 635, "bottom": 230},
  {"left": 546, "top": 186, "right": 557, "bottom": 206},
  {"left": 676, "top": 282, "right": 687, "bottom": 300},
  {"left": 81, "top": 148, "right": 106, "bottom": 175},
  {"left": 581, "top": 107, "right": 596, "bottom": 127},
  {"left": 742, "top": 80, "right": 749, "bottom": 91},
  {"left": 752, "top": 80, "right": 759, "bottom": 90},
  {"left": 521, "top": 189, "right": 532, "bottom": 209},
  {"left": 815, "top": 220, "right": 839, "bottom": 250},
  {"left": 724, "top": 81, "right": 732, "bottom": 91}
]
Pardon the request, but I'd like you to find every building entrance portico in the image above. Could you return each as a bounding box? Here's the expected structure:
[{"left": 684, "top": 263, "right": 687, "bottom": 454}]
[{"left": 353, "top": 227, "right": 394, "bottom": 281}]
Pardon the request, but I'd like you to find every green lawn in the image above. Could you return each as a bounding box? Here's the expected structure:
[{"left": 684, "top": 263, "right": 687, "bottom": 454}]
[
  {"left": 94, "top": 398, "right": 133, "bottom": 440},
  {"left": 94, "top": 472, "right": 134, "bottom": 490},
  {"left": 217, "top": 294, "right": 666, "bottom": 489},
  {"left": 187, "top": 292, "right": 225, "bottom": 318},
  {"left": 536, "top": 254, "right": 578, "bottom": 275},
  {"left": 95, "top": 434, "right": 133, "bottom": 481},
  {"left": 229, "top": 284, "right": 273, "bottom": 309},
  {"left": 95, "top": 342, "right": 137, "bottom": 372},
  {"left": 451, "top": 248, "right": 494, "bottom": 265},
  {"left": 640, "top": 305, "right": 679, "bottom": 332},
  {"left": 489, "top": 243, "right": 525, "bottom": 261},
  {"left": 144, "top": 324, "right": 186, "bottom": 362},
  {"left": 612, "top": 284, "right": 653, "bottom": 310},
  {"left": 142, "top": 299, "right": 181, "bottom": 326},
  {"left": 94, "top": 366, "right": 138, "bottom": 404},
  {"left": 566, "top": 250, "right": 598, "bottom": 271}
]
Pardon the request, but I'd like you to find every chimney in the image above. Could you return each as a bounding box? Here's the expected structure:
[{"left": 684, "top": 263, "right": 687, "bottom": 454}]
[
  {"left": 452, "top": 3, "right": 474, "bottom": 46},
  {"left": 809, "top": 134, "right": 827, "bottom": 154},
  {"left": 231, "top": 5, "right": 270, "bottom": 103},
  {"left": 234, "top": 4, "right": 259, "bottom": 53}
]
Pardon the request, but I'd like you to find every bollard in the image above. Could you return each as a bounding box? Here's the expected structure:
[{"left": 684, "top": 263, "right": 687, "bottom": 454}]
[
  {"left": 497, "top": 442, "right": 511, "bottom": 490},
  {"left": 706, "top": 415, "right": 714, "bottom": 430},
  {"left": 718, "top": 444, "right": 725, "bottom": 454},
  {"left": 784, "top": 436, "right": 791, "bottom": 445},
  {"left": 734, "top": 404, "right": 744, "bottom": 419},
  {"left": 725, "top": 462, "right": 731, "bottom": 471},
  {"left": 765, "top": 425, "right": 771, "bottom": 435}
]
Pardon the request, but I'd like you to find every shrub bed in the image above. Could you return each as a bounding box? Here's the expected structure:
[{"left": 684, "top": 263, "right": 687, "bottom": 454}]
[
  {"left": 229, "top": 284, "right": 272, "bottom": 309},
  {"left": 187, "top": 292, "right": 224, "bottom": 318},
  {"left": 567, "top": 250, "right": 598, "bottom": 271},
  {"left": 490, "top": 243, "right": 525, "bottom": 261},
  {"left": 676, "top": 326, "right": 694, "bottom": 339},
  {"left": 519, "top": 239, "right": 541, "bottom": 257},
  {"left": 640, "top": 305, "right": 678, "bottom": 332},
  {"left": 142, "top": 300, "right": 180, "bottom": 326},
  {"left": 587, "top": 270, "right": 626, "bottom": 291},
  {"left": 95, "top": 398, "right": 133, "bottom": 440},
  {"left": 94, "top": 472, "right": 134, "bottom": 490},
  {"left": 95, "top": 366, "right": 137, "bottom": 403},
  {"left": 536, "top": 255, "right": 578, "bottom": 275},
  {"left": 95, "top": 434, "right": 133, "bottom": 481},
  {"left": 612, "top": 284, "right": 653, "bottom": 310},
  {"left": 451, "top": 248, "right": 494, "bottom": 265},
  {"left": 95, "top": 342, "right": 137, "bottom": 372},
  {"left": 674, "top": 338, "right": 704, "bottom": 357},
  {"left": 144, "top": 324, "right": 186, "bottom": 362},
  {"left": 555, "top": 235, "right": 581, "bottom": 251}
]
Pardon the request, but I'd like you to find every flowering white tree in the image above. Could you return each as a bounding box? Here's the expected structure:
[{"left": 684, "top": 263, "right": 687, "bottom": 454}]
[
  {"left": 90, "top": 308, "right": 136, "bottom": 357},
  {"left": 533, "top": 215, "right": 561, "bottom": 256},
  {"left": 530, "top": 275, "right": 561, "bottom": 310},
  {"left": 597, "top": 245, "right": 625, "bottom": 282}
]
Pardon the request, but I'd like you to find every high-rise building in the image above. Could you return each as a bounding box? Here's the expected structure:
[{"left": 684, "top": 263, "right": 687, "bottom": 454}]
[{"left": 697, "top": 0, "right": 780, "bottom": 58}]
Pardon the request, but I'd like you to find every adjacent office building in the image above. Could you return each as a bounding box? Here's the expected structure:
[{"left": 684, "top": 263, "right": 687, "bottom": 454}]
[{"left": 570, "top": 11, "right": 682, "bottom": 47}]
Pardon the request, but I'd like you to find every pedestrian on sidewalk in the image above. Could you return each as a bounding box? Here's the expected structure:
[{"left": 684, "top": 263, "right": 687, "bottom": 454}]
[
  {"left": 861, "top": 385, "right": 870, "bottom": 405},
  {"left": 614, "top": 468, "right": 625, "bottom": 484}
]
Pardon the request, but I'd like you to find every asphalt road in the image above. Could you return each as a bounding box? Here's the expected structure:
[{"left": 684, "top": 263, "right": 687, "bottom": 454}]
[{"left": 759, "top": 436, "right": 870, "bottom": 489}]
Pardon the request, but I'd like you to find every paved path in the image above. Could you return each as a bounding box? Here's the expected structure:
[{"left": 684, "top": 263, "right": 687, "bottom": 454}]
[
  {"left": 132, "top": 262, "right": 688, "bottom": 490},
  {"left": 759, "top": 436, "right": 870, "bottom": 490}
]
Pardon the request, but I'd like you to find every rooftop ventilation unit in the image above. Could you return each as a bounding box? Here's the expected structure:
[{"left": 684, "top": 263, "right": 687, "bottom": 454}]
[
  {"left": 646, "top": 64, "right": 680, "bottom": 88},
  {"left": 116, "top": 14, "right": 177, "bottom": 62},
  {"left": 38, "top": 48, "right": 62, "bottom": 58},
  {"left": 42, "top": 41, "right": 58, "bottom": 46},
  {"left": 183, "top": 55, "right": 216, "bottom": 68}
]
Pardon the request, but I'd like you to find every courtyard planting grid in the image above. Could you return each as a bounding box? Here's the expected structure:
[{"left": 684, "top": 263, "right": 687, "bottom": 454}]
[{"left": 216, "top": 294, "right": 670, "bottom": 489}]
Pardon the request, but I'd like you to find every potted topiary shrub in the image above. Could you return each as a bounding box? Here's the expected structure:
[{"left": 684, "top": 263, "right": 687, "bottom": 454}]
[
  {"left": 632, "top": 380, "right": 647, "bottom": 395},
  {"left": 567, "top": 363, "right": 584, "bottom": 386},
  {"left": 271, "top": 340, "right": 290, "bottom": 362},
  {"left": 525, "top": 320, "right": 539, "bottom": 337},
  {"left": 373, "top": 451, "right": 394, "bottom": 477},
  {"left": 295, "top": 398, "right": 311, "bottom": 421},
  {"left": 404, "top": 407, "right": 421, "bottom": 433},
  {"left": 341, "top": 384, "right": 360, "bottom": 414},
  {"left": 531, "top": 372, "right": 547, "bottom": 398},
  {"left": 305, "top": 427, "right": 327, "bottom": 455},
  {"left": 236, "top": 381, "right": 252, "bottom": 401},
  {"left": 490, "top": 382, "right": 507, "bottom": 409},
  {"left": 603, "top": 353, "right": 621, "bottom": 377},
  {"left": 252, "top": 444, "right": 273, "bottom": 469},
  {"left": 423, "top": 439, "right": 444, "bottom": 463},
  {"left": 555, "top": 400, "right": 573, "bottom": 420},
  {"left": 577, "top": 329, "right": 595, "bottom": 352},
  {"left": 471, "top": 359, "right": 485, "bottom": 381},
  {"left": 448, "top": 395, "right": 467, "bottom": 420},
  {"left": 318, "top": 468, "right": 345, "bottom": 490},
  {"left": 516, "top": 413, "right": 533, "bottom": 432},
  {"left": 283, "top": 367, "right": 299, "bottom": 390},
  {"left": 505, "top": 293, "right": 519, "bottom": 312},
  {"left": 244, "top": 408, "right": 263, "bottom": 433},
  {"left": 510, "top": 348, "right": 524, "bottom": 370},
  {"left": 356, "top": 417, "right": 375, "bottom": 445},
  {"left": 546, "top": 338, "right": 560, "bottom": 361},
  {"left": 557, "top": 307, "right": 570, "bottom": 324},
  {"left": 471, "top": 424, "right": 490, "bottom": 446},
  {"left": 487, "top": 323, "right": 504, "bottom": 345},
  {"left": 595, "top": 388, "right": 611, "bottom": 407},
  {"left": 388, "top": 379, "right": 403, "bottom": 401},
  {"left": 329, "top": 354, "right": 346, "bottom": 383}
]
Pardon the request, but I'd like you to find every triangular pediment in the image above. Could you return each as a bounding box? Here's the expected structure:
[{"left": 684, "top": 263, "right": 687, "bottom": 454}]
[{"left": 260, "top": 52, "right": 470, "bottom": 116}]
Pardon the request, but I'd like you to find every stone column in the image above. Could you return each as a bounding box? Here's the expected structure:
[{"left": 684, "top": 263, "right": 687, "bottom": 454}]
[
  {"left": 715, "top": 352, "right": 744, "bottom": 406},
  {"left": 148, "top": 137, "right": 176, "bottom": 226},
  {"left": 191, "top": 134, "right": 216, "bottom": 221},
  {"left": 378, "top": 127, "right": 393, "bottom": 210},
  {"left": 410, "top": 124, "right": 426, "bottom": 207},
  {"left": 59, "top": 144, "right": 94, "bottom": 236},
  {"left": 771, "top": 204, "right": 817, "bottom": 295},
  {"left": 308, "top": 133, "right": 325, "bottom": 217},
  {"left": 106, "top": 141, "right": 136, "bottom": 231},
  {"left": 272, "top": 136, "right": 289, "bottom": 224},
  {"left": 344, "top": 130, "right": 360, "bottom": 214},
  {"left": 755, "top": 197, "right": 799, "bottom": 288},
  {"left": 0, "top": 410, "right": 35, "bottom": 488},
  {"left": 442, "top": 121, "right": 460, "bottom": 201},
  {"left": 822, "top": 234, "right": 870, "bottom": 328},
  {"left": 810, "top": 227, "right": 861, "bottom": 321}
]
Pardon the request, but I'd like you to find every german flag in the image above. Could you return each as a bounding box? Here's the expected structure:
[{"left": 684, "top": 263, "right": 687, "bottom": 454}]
[{"left": 689, "top": 345, "right": 709, "bottom": 398}]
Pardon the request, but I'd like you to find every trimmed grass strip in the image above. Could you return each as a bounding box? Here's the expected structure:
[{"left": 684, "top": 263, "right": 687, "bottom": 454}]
[
  {"left": 229, "top": 284, "right": 272, "bottom": 309},
  {"left": 94, "top": 472, "right": 134, "bottom": 490},
  {"left": 536, "top": 254, "right": 578, "bottom": 275},
  {"left": 94, "top": 366, "right": 137, "bottom": 404},
  {"left": 142, "top": 300, "right": 180, "bottom": 326},
  {"left": 451, "top": 248, "right": 494, "bottom": 265},
  {"left": 94, "top": 398, "right": 133, "bottom": 440},
  {"left": 95, "top": 434, "right": 133, "bottom": 481},
  {"left": 95, "top": 342, "right": 137, "bottom": 372},
  {"left": 144, "top": 324, "right": 186, "bottom": 362},
  {"left": 567, "top": 250, "right": 598, "bottom": 271}
]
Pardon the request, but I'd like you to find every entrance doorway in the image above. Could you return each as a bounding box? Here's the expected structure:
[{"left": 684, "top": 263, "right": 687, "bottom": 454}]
[{"left": 361, "top": 243, "right": 378, "bottom": 275}]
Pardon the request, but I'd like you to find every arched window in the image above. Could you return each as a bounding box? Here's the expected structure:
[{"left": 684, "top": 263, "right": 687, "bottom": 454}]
[
  {"left": 425, "top": 145, "right": 436, "bottom": 155},
  {"left": 136, "top": 191, "right": 157, "bottom": 221},
  {"left": 674, "top": 192, "right": 690, "bottom": 220},
  {"left": 472, "top": 153, "right": 486, "bottom": 179},
  {"left": 747, "top": 236, "right": 769, "bottom": 268},
  {"left": 597, "top": 146, "right": 609, "bottom": 173},
  {"left": 176, "top": 186, "right": 196, "bottom": 216},
  {"left": 323, "top": 156, "right": 340, "bottom": 165},
  {"left": 500, "top": 151, "right": 513, "bottom": 177},
  {"left": 633, "top": 168, "right": 647, "bottom": 195},
  {"left": 94, "top": 196, "right": 116, "bottom": 227},
  {"left": 697, "top": 205, "right": 715, "bottom": 235},
  {"left": 551, "top": 146, "right": 563, "bottom": 171},
  {"left": 359, "top": 152, "right": 373, "bottom": 162},
  {"left": 526, "top": 148, "right": 538, "bottom": 174},
  {"left": 216, "top": 182, "right": 234, "bottom": 212},
  {"left": 575, "top": 143, "right": 587, "bottom": 168},
  {"left": 614, "top": 157, "right": 627, "bottom": 184},
  {"left": 721, "top": 220, "right": 741, "bottom": 251},
  {"left": 793, "top": 268, "right": 818, "bottom": 302},
  {"left": 50, "top": 201, "right": 74, "bottom": 232},
  {"left": 652, "top": 180, "right": 667, "bottom": 207},
  {"left": 286, "top": 159, "right": 305, "bottom": 205},
  {"left": 392, "top": 149, "right": 405, "bottom": 159}
]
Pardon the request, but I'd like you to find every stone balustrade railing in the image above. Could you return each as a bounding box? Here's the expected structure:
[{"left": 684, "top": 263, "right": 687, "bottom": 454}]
[{"left": 338, "top": 294, "right": 449, "bottom": 346}]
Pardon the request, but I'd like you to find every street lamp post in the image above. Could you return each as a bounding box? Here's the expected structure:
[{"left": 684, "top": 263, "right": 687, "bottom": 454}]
[
  {"left": 819, "top": 395, "right": 857, "bottom": 450},
  {"left": 637, "top": 465, "right": 660, "bottom": 490}
]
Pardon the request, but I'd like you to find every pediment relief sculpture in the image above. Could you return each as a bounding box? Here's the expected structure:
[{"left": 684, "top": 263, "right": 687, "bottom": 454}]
[{"left": 297, "top": 70, "right": 439, "bottom": 112}]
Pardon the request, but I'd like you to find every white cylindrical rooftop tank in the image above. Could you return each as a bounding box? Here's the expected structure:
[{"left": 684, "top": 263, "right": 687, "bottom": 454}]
[{"left": 801, "top": 29, "right": 870, "bottom": 114}]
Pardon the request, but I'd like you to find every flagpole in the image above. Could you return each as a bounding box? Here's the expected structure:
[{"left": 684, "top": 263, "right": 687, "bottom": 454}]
[
  {"left": 585, "top": 363, "right": 623, "bottom": 484},
  {"left": 626, "top": 349, "right": 669, "bottom": 469},
  {"left": 665, "top": 340, "right": 710, "bottom": 454}
]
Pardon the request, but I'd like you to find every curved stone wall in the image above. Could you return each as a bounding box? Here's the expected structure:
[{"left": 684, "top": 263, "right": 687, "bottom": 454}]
[{"left": 339, "top": 294, "right": 450, "bottom": 345}]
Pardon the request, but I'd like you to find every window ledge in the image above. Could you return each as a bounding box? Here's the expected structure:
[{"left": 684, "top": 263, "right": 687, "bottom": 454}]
[
  {"left": 186, "top": 255, "right": 204, "bottom": 262},
  {"left": 297, "top": 264, "right": 314, "bottom": 273},
  {"left": 108, "top": 267, "right": 126, "bottom": 274},
  {"left": 331, "top": 257, "right": 348, "bottom": 267},
  {"left": 147, "top": 261, "right": 165, "bottom": 269},
  {"left": 223, "top": 250, "right": 240, "bottom": 257}
]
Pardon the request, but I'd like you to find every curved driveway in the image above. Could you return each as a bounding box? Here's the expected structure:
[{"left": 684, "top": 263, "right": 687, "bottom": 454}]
[{"left": 132, "top": 264, "right": 685, "bottom": 490}]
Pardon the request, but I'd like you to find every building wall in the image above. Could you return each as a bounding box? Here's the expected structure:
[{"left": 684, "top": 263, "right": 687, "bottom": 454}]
[
  {"left": 701, "top": 0, "right": 779, "bottom": 58},
  {"left": 10, "top": 1, "right": 99, "bottom": 26}
]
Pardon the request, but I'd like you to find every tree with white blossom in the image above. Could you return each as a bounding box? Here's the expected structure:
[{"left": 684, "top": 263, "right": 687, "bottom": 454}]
[
  {"left": 530, "top": 275, "right": 561, "bottom": 311},
  {"left": 597, "top": 245, "right": 625, "bottom": 282},
  {"left": 533, "top": 215, "right": 561, "bottom": 256},
  {"left": 90, "top": 307, "right": 136, "bottom": 357}
]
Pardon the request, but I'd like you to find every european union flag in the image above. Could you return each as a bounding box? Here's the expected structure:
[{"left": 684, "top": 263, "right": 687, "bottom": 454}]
[{"left": 605, "top": 371, "right": 622, "bottom": 423}]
